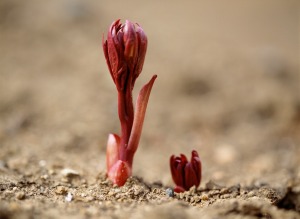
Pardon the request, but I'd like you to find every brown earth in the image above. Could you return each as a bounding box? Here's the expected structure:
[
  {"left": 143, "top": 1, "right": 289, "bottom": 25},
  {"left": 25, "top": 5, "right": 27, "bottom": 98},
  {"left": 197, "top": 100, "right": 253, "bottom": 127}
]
[{"left": 0, "top": 0, "right": 300, "bottom": 218}]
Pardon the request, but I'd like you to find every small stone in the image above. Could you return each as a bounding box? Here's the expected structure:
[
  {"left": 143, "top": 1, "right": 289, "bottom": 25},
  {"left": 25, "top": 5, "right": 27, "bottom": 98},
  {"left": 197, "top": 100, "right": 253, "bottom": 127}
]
[
  {"left": 247, "top": 191, "right": 256, "bottom": 197},
  {"left": 55, "top": 186, "right": 68, "bottom": 195},
  {"left": 39, "top": 160, "right": 47, "bottom": 167},
  {"left": 107, "top": 191, "right": 114, "bottom": 196},
  {"left": 40, "top": 174, "right": 49, "bottom": 180},
  {"left": 65, "top": 192, "right": 73, "bottom": 202},
  {"left": 190, "top": 197, "right": 195, "bottom": 203},
  {"left": 61, "top": 177, "right": 69, "bottom": 183},
  {"left": 222, "top": 194, "right": 231, "bottom": 199},
  {"left": 220, "top": 188, "right": 228, "bottom": 194},
  {"left": 200, "top": 194, "right": 209, "bottom": 201},
  {"left": 165, "top": 188, "right": 174, "bottom": 197},
  {"left": 61, "top": 168, "right": 80, "bottom": 177},
  {"left": 16, "top": 192, "right": 25, "bottom": 200},
  {"left": 48, "top": 169, "right": 55, "bottom": 175},
  {"left": 134, "top": 190, "right": 140, "bottom": 196}
]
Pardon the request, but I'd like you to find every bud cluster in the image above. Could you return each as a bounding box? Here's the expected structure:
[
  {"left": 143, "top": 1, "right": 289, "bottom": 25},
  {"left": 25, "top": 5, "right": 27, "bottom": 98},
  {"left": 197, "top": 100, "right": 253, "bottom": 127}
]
[{"left": 170, "top": 150, "right": 202, "bottom": 192}]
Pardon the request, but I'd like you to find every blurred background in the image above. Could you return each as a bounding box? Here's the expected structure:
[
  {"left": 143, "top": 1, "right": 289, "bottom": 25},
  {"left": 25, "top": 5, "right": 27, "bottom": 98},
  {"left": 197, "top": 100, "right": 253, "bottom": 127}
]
[{"left": 0, "top": 0, "right": 299, "bottom": 187}]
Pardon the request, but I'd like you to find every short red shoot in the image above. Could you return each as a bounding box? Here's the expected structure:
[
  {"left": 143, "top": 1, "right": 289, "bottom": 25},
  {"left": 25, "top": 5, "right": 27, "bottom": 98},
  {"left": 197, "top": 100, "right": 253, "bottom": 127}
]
[
  {"left": 170, "top": 150, "right": 202, "bottom": 193},
  {"left": 102, "top": 19, "right": 157, "bottom": 186}
]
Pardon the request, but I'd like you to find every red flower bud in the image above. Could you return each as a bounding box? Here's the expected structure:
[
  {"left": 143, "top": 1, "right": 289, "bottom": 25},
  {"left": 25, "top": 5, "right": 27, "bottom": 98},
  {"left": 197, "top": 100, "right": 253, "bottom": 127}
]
[
  {"left": 103, "top": 19, "right": 147, "bottom": 91},
  {"left": 170, "top": 150, "right": 202, "bottom": 192}
]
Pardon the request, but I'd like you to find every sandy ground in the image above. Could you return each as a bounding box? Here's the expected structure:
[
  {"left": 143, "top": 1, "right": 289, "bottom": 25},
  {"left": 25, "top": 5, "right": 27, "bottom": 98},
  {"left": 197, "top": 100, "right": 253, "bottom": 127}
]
[{"left": 0, "top": 0, "right": 300, "bottom": 218}]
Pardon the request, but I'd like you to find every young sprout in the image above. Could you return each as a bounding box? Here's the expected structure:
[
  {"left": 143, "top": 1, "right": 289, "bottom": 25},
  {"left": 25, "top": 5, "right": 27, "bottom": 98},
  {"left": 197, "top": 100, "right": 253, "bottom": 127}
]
[
  {"left": 102, "top": 19, "right": 157, "bottom": 186},
  {"left": 170, "top": 150, "right": 202, "bottom": 193}
]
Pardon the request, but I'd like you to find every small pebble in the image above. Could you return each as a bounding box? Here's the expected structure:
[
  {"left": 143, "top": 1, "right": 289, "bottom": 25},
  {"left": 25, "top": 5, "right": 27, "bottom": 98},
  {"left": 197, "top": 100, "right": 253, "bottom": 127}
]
[
  {"left": 165, "top": 188, "right": 174, "bottom": 197},
  {"left": 65, "top": 192, "right": 73, "bottom": 202},
  {"left": 190, "top": 197, "right": 195, "bottom": 203},
  {"left": 39, "top": 160, "right": 47, "bottom": 167},
  {"left": 61, "top": 168, "right": 80, "bottom": 177},
  {"left": 55, "top": 186, "right": 68, "bottom": 195},
  {"left": 108, "top": 191, "right": 115, "bottom": 196},
  {"left": 48, "top": 169, "right": 55, "bottom": 175},
  {"left": 222, "top": 194, "right": 231, "bottom": 199},
  {"left": 16, "top": 192, "right": 25, "bottom": 200},
  {"left": 40, "top": 174, "right": 49, "bottom": 180},
  {"left": 81, "top": 193, "right": 86, "bottom": 197},
  {"left": 247, "top": 191, "right": 256, "bottom": 197},
  {"left": 200, "top": 194, "right": 209, "bottom": 201}
]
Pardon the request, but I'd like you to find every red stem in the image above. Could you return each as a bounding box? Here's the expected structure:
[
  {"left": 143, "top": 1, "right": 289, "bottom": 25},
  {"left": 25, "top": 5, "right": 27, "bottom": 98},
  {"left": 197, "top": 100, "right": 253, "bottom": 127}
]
[{"left": 117, "top": 81, "right": 134, "bottom": 162}]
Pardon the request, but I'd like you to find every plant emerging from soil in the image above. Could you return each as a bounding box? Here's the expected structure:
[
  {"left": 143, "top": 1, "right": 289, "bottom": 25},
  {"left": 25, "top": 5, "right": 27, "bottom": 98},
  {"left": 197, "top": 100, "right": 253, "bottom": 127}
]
[
  {"left": 170, "top": 150, "right": 202, "bottom": 192},
  {"left": 102, "top": 19, "right": 157, "bottom": 186}
]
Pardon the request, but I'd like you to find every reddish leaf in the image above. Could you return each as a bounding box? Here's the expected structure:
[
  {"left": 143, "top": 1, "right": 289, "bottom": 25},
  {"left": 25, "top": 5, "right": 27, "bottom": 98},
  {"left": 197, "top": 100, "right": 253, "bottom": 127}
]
[
  {"left": 106, "top": 134, "right": 120, "bottom": 172},
  {"left": 126, "top": 75, "right": 157, "bottom": 164}
]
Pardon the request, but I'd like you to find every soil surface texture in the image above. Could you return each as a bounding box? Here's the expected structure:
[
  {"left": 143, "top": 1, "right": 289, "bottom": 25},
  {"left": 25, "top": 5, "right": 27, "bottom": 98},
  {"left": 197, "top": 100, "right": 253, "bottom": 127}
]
[{"left": 1, "top": 0, "right": 299, "bottom": 218}]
